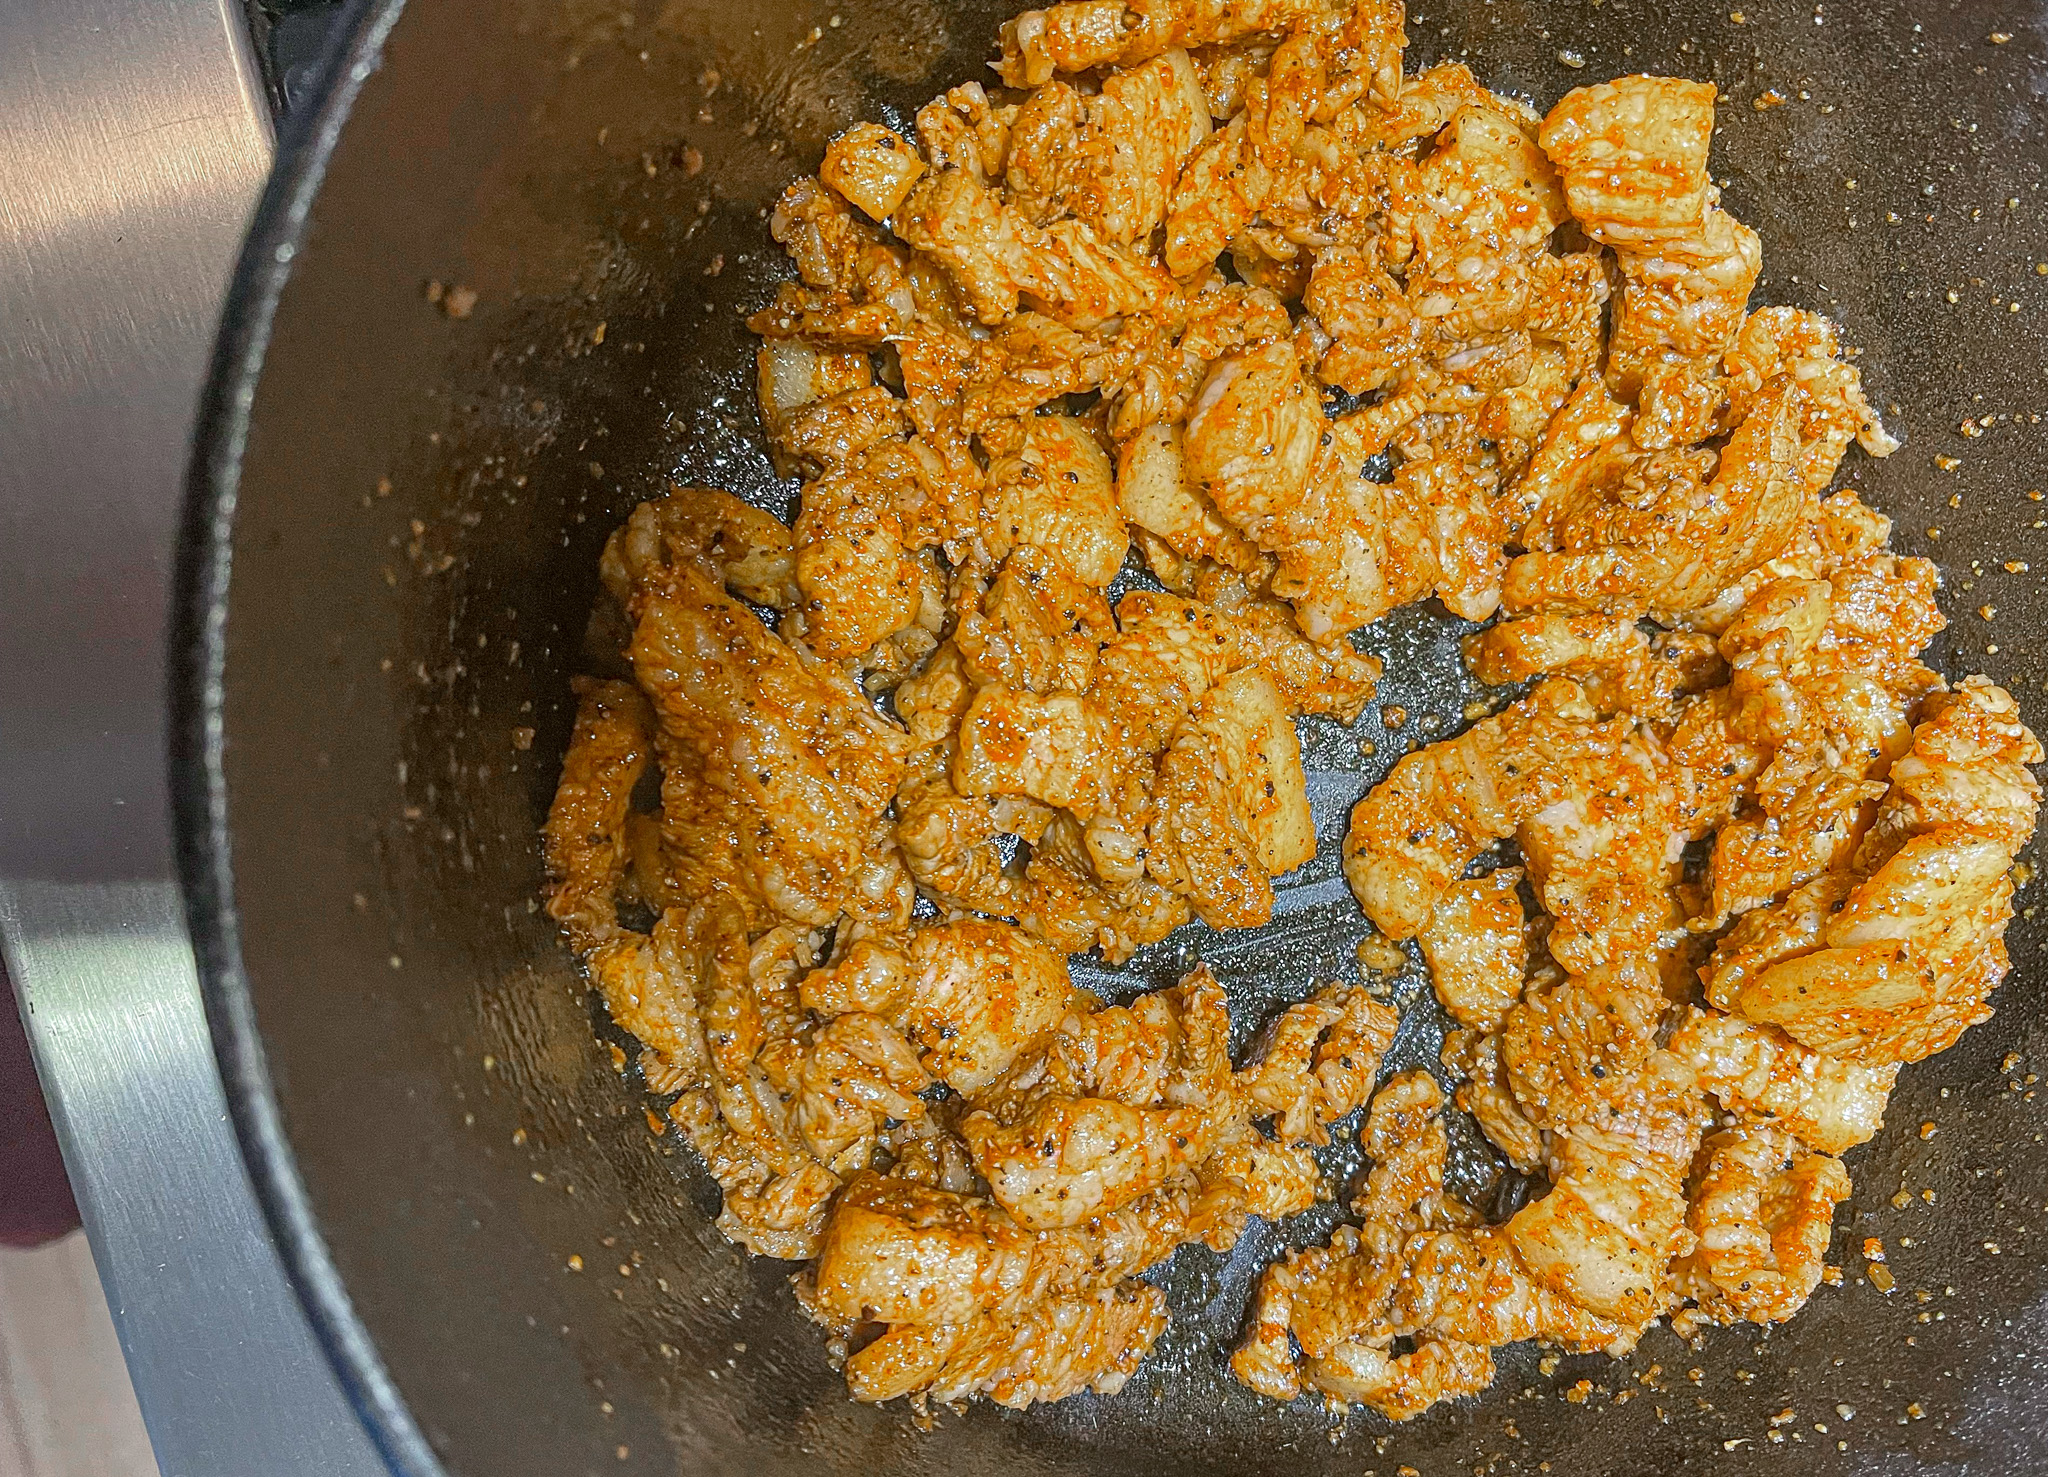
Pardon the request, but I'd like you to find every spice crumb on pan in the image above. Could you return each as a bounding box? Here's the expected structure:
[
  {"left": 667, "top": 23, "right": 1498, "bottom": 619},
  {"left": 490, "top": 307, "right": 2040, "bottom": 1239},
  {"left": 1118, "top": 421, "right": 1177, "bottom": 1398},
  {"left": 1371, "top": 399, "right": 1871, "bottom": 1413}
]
[{"left": 528, "top": 0, "right": 2047, "bottom": 1428}]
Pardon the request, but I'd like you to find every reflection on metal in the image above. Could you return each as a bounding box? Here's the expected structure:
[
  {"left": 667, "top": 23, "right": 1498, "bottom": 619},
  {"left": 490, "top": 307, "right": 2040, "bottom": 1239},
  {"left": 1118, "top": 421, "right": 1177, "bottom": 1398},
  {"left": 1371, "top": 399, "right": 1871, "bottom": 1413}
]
[
  {"left": 0, "top": 0, "right": 386, "bottom": 1472},
  {"left": 2, "top": 885, "right": 386, "bottom": 1476}
]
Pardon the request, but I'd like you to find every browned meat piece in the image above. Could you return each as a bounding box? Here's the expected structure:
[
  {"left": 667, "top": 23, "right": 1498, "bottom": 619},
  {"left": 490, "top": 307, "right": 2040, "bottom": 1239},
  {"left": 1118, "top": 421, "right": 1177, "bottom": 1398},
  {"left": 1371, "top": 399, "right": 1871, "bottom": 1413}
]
[
  {"left": 820, "top": 122, "right": 927, "bottom": 222},
  {"left": 961, "top": 969, "right": 1233, "bottom": 1228},
  {"left": 1443, "top": 1028, "right": 1544, "bottom": 1171},
  {"left": 915, "top": 81, "right": 1015, "bottom": 181},
  {"left": 1148, "top": 669, "right": 1316, "bottom": 926},
  {"left": 1160, "top": 5, "right": 1408, "bottom": 277},
  {"left": 1502, "top": 1048, "right": 1705, "bottom": 1325},
  {"left": 1005, "top": 51, "right": 1211, "bottom": 245},
  {"left": 1707, "top": 678, "right": 2042, "bottom": 1065},
  {"left": 630, "top": 564, "right": 911, "bottom": 929},
  {"left": 644, "top": 908, "right": 845, "bottom": 1257},
  {"left": 1196, "top": 1118, "right": 1324, "bottom": 1231},
  {"left": 980, "top": 414, "right": 1129, "bottom": 588},
  {"left": 756, "top": 342, "right": 877, "bottom": 476},
  {"left": 1674, "top": 1123, "right": 1850, "bottom": 1328},
  {"left": 1465, "top": 615, "right": 1700, "bottom": 720},
  {"left": 1726, "top": 306, "right": 1898, "bottom": 474},
  {"left": 543, "top": 678, "right": 656, "bottom": 952},
  {"left": 797, "top": 917, "right": 1078, "bottom": 1094},
  {"left": 671, "top": 1089, "right": 841, "bottom": 1260},
  {"left": 809, "top": 1163, "right": 1220, "bottom": 1351},
  {"left": 906, "top": 920, "right": 1079, "bottom": 1092},
  {"left": 1237, "top": 984, "right": 1400, "bottom": 1143},
  {"left": 1677, "top": 561, "right": 1944, "bottom": 925},
  {"left": 1539, "top": 76, "right": 1718, "bottom": 249},
  {"left": 1503, "top": 378, "right": 1811, "bottom": 621},
  {"left": 962, "top": 1094, "right": 1213, "bottom": 1230},
  {"left": 1232, "top": 1072, "right": 1635, "bottom": 1418},
  {"left": 1603, "top": 204, "right": 1761, "bottom": 449},
  {"left": 892, "top": 168, "right": 1047, "bottom": 325},
  {"left": 1303, "top": 1335, "right": 1496, "bottom": 1419},
  {"left": 600, "top": 488, "right": 798, "bottom": 613},
  {"left": 1116, "top": 421, "right": 1268, "bottom": 576},
  {"left": 953, "top": 546, "right": 1116, "bottom": 696},
  {"left": 897, "top": 166, "right": 1173, "bottom": 330},
  {"left": 792, "top": 465, "right": 941, "bottom": 661},
  {"left": 791, "top": 1012, "right": 932, "bottom": 1172},
  {"left": 1344, "top": 678, "right": 1598, "bottom": 939},
  {"left": 954, "top": 684, "right": 1109, "bottom": 816},
  {"left": 1181, "top": 338, "right": 1395, "bottom": 639},
  {"left": 995, "top": 0, "right": 1376, "bottom": 91},
  {"left": 1309, "top": 99, "right": 1566, "bottom": 399},
  {"left": 810, "top": 1173, "right": 1043, "bottom": 1325},
  {"left": 746, "top": 176, "right": 920, "bottom": 344},
  {"left": 1668, "top": 1006, "right": 1896, "bottom": 1156},
  {"left": 1417, "top": 868, "right": 1528, "bottom": 1032},
  {"left": 1513, "top": 722, "right": 1683, "bottom": 977},
  {"left": 1015, "top": 818, "right": 1195, "bottom": 964},
  {"left": 845, "top": 1282, "right": 1168, "bottom": 1407},
  {"left": 1218, "top": 595, "right": 1380, "bottom": 722}
]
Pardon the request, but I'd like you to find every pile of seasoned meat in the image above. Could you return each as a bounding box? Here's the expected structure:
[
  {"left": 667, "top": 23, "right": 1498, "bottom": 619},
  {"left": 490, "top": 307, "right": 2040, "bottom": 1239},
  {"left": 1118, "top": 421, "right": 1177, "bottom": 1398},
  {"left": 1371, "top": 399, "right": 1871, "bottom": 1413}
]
[{"left": 544, "top": 0, "right": 2044, "bottom": 1421}]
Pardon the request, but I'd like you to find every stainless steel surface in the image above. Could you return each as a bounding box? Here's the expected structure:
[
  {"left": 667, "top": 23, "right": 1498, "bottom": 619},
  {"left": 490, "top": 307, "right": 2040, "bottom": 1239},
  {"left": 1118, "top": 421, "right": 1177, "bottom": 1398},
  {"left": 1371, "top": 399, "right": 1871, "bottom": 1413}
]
[
  {"left": 0, "top": 0, "right": 388, "bottom": 1471},
  {"left": 2, "top": 886, "right": 385, "bottom": 1477}
]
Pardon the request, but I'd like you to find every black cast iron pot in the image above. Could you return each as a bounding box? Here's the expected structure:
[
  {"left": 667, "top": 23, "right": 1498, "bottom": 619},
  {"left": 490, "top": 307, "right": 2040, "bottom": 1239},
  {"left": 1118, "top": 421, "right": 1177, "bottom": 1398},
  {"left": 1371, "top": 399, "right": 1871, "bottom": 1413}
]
[{"left": 176, "top": 1, "right": 2048, "bottom": 1473}]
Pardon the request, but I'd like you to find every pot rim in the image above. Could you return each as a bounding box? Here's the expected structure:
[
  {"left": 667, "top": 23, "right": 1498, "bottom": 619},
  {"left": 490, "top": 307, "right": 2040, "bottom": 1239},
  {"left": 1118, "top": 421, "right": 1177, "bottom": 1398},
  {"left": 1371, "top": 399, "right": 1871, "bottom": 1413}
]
[{"left": 170, "top": 2, "right": 440, "bottom": 1473}]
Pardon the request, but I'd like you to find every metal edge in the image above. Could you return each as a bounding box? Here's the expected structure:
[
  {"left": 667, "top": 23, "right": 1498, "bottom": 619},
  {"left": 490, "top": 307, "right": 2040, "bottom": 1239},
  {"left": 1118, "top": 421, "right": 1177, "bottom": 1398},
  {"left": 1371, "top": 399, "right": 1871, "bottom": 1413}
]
[
  {"left": 168, "top": 2, "right": 442, "bottom": 1474},
  {"left": 216, "top": 0, "right": 283, "bottom": 155}
]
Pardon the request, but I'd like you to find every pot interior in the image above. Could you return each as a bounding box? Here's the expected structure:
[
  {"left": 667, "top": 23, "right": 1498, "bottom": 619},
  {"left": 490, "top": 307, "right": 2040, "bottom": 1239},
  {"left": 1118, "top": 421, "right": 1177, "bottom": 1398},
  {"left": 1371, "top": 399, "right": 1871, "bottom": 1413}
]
[{"left": 193, "top": 1, "right": 2048, "bottom": 1473}]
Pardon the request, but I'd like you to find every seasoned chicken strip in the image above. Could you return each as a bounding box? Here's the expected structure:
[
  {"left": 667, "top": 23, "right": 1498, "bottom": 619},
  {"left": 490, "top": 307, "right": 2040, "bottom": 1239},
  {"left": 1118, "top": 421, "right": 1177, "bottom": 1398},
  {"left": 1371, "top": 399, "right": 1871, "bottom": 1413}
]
[
  {"left": 820, "top": 122, "right": 927, "bottom": 223},
  {"left": 981, "top": 415, "right": 1130, "bottom": 588},
  {"left": 811, "top": 1173, "right": 1044, "bottom": 1325},
  {"left": 629, "top": 564, "right": 911, "bottom": 928},
  {"left": 543, "top": 678, "right": 656, "bottom": 952},
  {"left": 792, "top": 464, "right": 937, "bottom": 660},
  {"left": 1149, "top": 668, "right": 1316, "bottom": 926},
  {"left": 1117, "top": 420, "right": 1267, "bottom": 575},
  {"left": 1005, "top": 50, "right": 1211, "bottom": 246},
  {"left": 600, "top": 489, "right": 798, "bottom": 613},
  {"left": 1668, "top": 1006, "right": 1896, "bottom": 1156},
  {"left": 1344, "top": 678, "right": 1598, "bottom": 939},
  {"left": 1234, "top": 1072, "right": 1637, "bottom": 1417},
  {"left": 1708, "top": 679, "right": 2042, "bottom": 1065},
  {"left": 962, "top": 1094, "right": 1214, "bottom": 1230},
  {"left": 845, "top": 1282, "right": 1168, "bottom": 1407},
  {"left": 1503, "top": 1048, "right": 1705, "bottom": 1325},
  {"left": 1182, "top": 338, "right": 1395, "bottom": 640},
  {"left": 1539, "top": 76, "right": 1718, "bottom": 249},
  {"left": 1675, "top": 1123, "right": 1850, "bottom": 1329},
  {"left": 908, "top": 921, "right": 1076, "bottom": 1089},
  {"left": 1237, "top": 983, "right": 1400, "bottom": 1144},
  {"left": 1514, "top": 722, "right": 1684, "bottom": 977},
  {"left": 797, "top": 918, "right": 1078, "bottom": 1094},
  {"left": 1503, "top": 377, "right": 1810, "bottom": 621},
  {"left": 811, "top": 1170, "right": 1213, "bottom": 1329},
  {"left": 1465, "top": 615, "right": 1695, "bottom": 721},
  {"left": 1604, "top": 205, "right": 1761, "bottom": 449},
  {"left": 962, "top": 969, "right": 1233, "bottom": 1227},
  {"left": 1417, "top": 868, "right": 1528, "bottom": 1032},
  {"left": 791, "top": 1012, "right": 932, "bottom": 1173}
]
